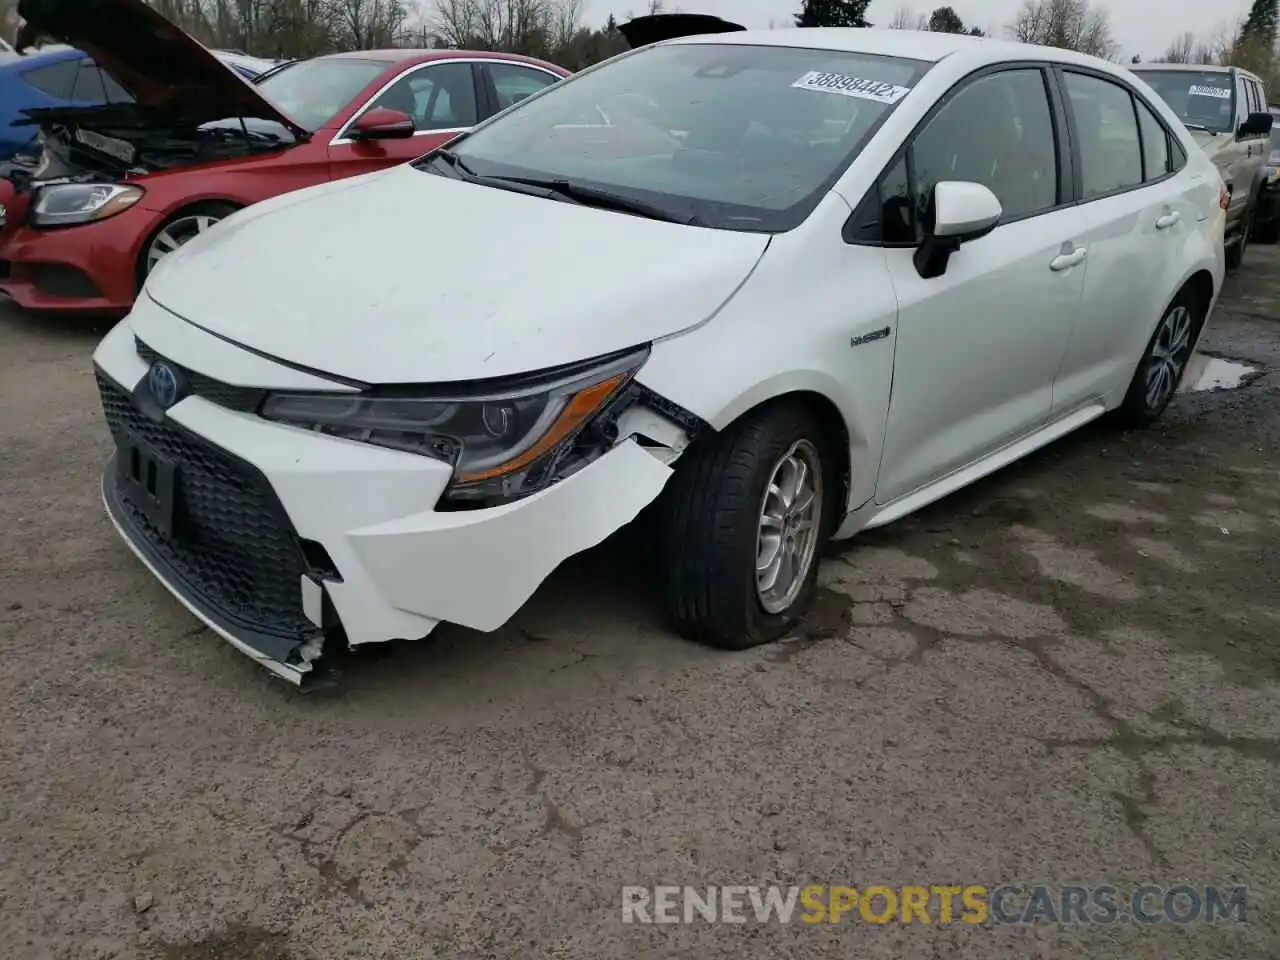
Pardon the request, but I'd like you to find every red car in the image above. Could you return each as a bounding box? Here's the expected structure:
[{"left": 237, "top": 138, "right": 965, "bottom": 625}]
[{"left": 0, "top": 0, "right": 569, "bottom": 316}]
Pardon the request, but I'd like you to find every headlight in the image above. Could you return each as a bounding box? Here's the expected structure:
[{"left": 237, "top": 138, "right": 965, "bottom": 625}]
[
  {"left": 260, "top": 346, "right": 648, "bottom": 505},
  {"left": 29, "top": 183, "right": 143, "bottom": 227}
]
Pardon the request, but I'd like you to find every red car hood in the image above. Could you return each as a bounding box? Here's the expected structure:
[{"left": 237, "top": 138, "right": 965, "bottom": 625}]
[{"left": 13, "top": 0, "right": 307, "bottom": 136}]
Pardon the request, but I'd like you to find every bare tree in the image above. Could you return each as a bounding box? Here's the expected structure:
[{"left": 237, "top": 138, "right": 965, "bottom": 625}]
[
  {"left": 1006, "top": 0, "right": 1116, "bottom": 59},
  {"left": 7, "top": 0, "right": 614, "bottom": 68},
  {"left": 547, "top": 0, "right": 582, "bottom": 49},
  {"left": 888, "top": 6, "right": 926, "bottom": 30},
  {"left": 430, "top": 0, "right": 480, "bottom": 47},
  {"left": 1161, "top": 30, "right": 1195, "bottom": 63}
]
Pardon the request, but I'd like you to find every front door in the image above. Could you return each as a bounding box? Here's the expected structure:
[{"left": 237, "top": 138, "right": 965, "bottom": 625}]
[
  {"left": 875, "top": 66, "right": 1089, "bottom": 505},
  {"left": 328, "top": 61, "right": 482, "bottom": 177}
]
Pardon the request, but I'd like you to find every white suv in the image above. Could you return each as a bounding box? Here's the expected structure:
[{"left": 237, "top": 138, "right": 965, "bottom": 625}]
[{"left": 1133, "top": 62, "right": 1274, "bottom": 268}]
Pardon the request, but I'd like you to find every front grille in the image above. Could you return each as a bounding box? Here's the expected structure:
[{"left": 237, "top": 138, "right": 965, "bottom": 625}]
[
  {"left": 134, "top": 337, "right": 267, "bottom": 413},
  {"left": 97, "top": 371, "right": 316, "bottom": 654}
]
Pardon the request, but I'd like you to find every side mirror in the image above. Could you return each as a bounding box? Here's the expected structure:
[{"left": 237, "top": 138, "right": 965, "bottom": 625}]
[
  {"left": 1239, "top": 111, "right": 1274, "bottom": 138},
  {"left": 350, "top": 107, "right": 415, "bottom": 141},
  {"left": 914, "top": 181, "right": 1003, "bottom": 279}
]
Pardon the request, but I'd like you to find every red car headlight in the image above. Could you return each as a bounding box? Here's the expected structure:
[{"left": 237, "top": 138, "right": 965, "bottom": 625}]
[{"left": 29, "top": 183, "right": 144, "bottom": 228}]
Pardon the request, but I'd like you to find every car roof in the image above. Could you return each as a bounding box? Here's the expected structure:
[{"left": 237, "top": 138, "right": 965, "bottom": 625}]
[
  {"left": 1132, "top": 62, "right": 1251, "bottom": 77},
  {"left": 664, "top": 27, "right": 1066, "bottom": 63},
  {"left": 315, "top": 48, "right": 558, "bottom": 65},
  {"left": 0, "top": 44, "right": 86, "bottom": 71}
]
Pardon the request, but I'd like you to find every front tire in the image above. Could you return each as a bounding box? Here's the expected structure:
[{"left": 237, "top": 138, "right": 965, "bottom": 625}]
[
  {"left": 1113, "top": 286, "right": 1202, "bottom": 428},
  {"left": 659, "top": 402, "right": 830, "bottom": 650},
  {"left": 1253, "top": 212, "right": 1280, "bottom": 244}
]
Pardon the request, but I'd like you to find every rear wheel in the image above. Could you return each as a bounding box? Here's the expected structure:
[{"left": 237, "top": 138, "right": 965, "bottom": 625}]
[
  {"left": 1113, "top": 286, "right": 1203, "bottom": 428},
  {"left": 658, "top": 402, "right": 832, "bottom": 650},
  {"left": 138, "top": 202, "right": 241, "bottom": 285}
]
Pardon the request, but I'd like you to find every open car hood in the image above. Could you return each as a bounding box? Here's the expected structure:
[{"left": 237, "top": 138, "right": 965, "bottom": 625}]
[
  {"left": 617, "top": 13, "right": 746, "bottom": 48},
  {"left": 13, "top": 0, "right": 307, "bottom": 136}
]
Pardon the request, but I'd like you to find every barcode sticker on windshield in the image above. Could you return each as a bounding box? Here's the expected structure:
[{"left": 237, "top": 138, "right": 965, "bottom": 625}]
[
  {"left": 1189, "top": 84, "right": 1231, "bottom": 99},
  {"left": 792, "top": 71, "right": 911, "bottom": 104}
]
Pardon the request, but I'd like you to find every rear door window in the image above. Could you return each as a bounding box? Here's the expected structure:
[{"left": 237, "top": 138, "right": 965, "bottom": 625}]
[
  {"left": 487, "top": 62, "right": 560, "bottom": 111},
  {"left": 1243, "top": 78, "right": 1261, "bottom": 119}
]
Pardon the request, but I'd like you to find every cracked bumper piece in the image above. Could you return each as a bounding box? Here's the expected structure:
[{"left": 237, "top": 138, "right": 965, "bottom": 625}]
[{"left": 92, "top": 319, "right": 675, "bottom": 684}]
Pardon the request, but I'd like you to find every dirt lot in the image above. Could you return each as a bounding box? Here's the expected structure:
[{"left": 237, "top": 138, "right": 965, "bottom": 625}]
[{"left": 1, "top": 249, "right": 1278, "bottom": 960}]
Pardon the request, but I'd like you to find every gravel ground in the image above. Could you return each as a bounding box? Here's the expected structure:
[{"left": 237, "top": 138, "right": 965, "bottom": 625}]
[{"left": 1, "top": 248, "right": 1278, "bottom": 960}]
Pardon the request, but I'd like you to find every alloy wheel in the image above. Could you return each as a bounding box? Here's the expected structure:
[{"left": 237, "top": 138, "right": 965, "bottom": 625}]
[
  {"left": 755, "top": 438, "right": 823, "bottom": 615},
  {"left": 1144, "top": 304, "right": 1194, "bottom": 410},
  {"left": 146, "top": 214, "right": 223, "bottom": 274}
]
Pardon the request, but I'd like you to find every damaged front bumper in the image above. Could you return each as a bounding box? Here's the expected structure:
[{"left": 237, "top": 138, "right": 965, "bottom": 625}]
[{"left": 92, "top": 315, "right": 684, "bottom": 685}]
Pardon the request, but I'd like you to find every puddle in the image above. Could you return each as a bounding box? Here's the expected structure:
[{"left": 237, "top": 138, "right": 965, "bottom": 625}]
[{"left": 1179, "top": 355, "right": 1260, "bottom": 393}]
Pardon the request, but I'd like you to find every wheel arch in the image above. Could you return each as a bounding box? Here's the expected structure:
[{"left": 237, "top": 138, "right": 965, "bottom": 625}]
[
  {"left": 1175, "top": 267, "right": 1216, "bottom": 353},
  {"left": 692, "top": 385, "right": 855, "bottom": 530}
]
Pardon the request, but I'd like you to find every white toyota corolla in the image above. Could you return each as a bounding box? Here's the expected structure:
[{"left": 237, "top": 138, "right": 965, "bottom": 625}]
[{"left": 92, "top": 19, "right": 1226, "bottom": 686}]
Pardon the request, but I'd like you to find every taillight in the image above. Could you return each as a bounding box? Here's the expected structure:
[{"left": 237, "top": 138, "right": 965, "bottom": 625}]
[{"left": 1220, "top": 185, "right": 1231, "bottom": 210}]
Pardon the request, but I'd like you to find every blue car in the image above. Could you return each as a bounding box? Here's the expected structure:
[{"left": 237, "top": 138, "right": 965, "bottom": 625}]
[{"left": 0, "top": 46, "right": 269, "bottom": 161}]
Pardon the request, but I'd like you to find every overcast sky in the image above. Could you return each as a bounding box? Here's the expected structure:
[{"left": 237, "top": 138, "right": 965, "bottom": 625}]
[{"left": 581, "top": 0, "right": 1258, "bottom": 61}]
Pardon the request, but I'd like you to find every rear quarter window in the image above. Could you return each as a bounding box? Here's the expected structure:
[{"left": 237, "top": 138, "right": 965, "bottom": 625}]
[
  {"left": 20, "top": 60, "right": 77, "bottom": 98},
  {"left": 71, "top": 61, "right": 132, "bottom": 104}
]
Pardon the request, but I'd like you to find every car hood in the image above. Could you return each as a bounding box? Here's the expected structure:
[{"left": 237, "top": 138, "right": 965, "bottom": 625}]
[
  {"left": 1189, "top": 128, "right": 1233, "bottom": 161},
  {"left": 13, "top": 0, "right": 306, "bottom": 136},
  {"left": 617, "top": 13, "right": 746, "bottom": 48},
  {"left": 144, "top": 165, "right": 771, "bottom": 385}
]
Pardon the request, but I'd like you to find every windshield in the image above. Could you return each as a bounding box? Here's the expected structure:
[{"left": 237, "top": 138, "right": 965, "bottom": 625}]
[
  {"left": 256, "top": 58, "right": 386, "bottom": 131},
  {"left": 1137, "top": 70, "right": 1236, "bottom": 134},
  {"left": 441, "top": 43, "right": 928, "bottom": 232}
]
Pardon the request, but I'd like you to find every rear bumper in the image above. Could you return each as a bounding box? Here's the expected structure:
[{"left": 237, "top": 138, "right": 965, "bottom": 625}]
[{"left": 92, "top": 314, "right": 675, "bottom": 684}]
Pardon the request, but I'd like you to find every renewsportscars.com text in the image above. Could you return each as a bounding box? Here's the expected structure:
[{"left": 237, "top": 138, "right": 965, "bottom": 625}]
[{"left": 621, "top": 884, "right": 1248, "bottom": 925}]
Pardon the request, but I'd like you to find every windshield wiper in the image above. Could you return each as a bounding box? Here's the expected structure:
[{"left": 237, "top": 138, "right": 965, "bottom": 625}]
[
  {"left": 480, "top": 175, "right": 702, "bottom": 226},
  {"left": 1183, "top": 122, "right": 1217, "bottom": 134},
  {"left": 420, "top": 153, "right": 701, "bottom": 225},
  {"left": 427, "top": 147, "right": 478, "bottom": 177}
]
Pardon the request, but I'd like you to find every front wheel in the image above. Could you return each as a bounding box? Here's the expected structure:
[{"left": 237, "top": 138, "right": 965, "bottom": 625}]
[
  {"left": 1253, "top": 211, "right": 1280, "bottom": 244},
  {"left": 1113, "top": 287, "right": 1202, "bottom": 428},
  {"left": 658, "top": 402, "right": 831, "bottom": 650},
  {"left": 138, "top": 202, "right": 241, "bottom": 285}
]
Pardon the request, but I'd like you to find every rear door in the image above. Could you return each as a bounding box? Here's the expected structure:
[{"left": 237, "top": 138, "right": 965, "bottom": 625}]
[
  {"left": 1050, "top": 68, "right": 1200, "bottom": 412},
  {"left": 328, "top": 60, "right": 482, "bottom": 177},
  {"left": 476, "top": 60, "right": 564, "bottom": 116}
]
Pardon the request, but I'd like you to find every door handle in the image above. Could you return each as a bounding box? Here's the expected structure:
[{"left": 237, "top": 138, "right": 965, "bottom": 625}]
[
  {"left": 1049, "top": 247, "right": 1086, "bottom": 271},
  {"left": 1155, "top": 211, "right": 1181, "bottom": 230}
]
